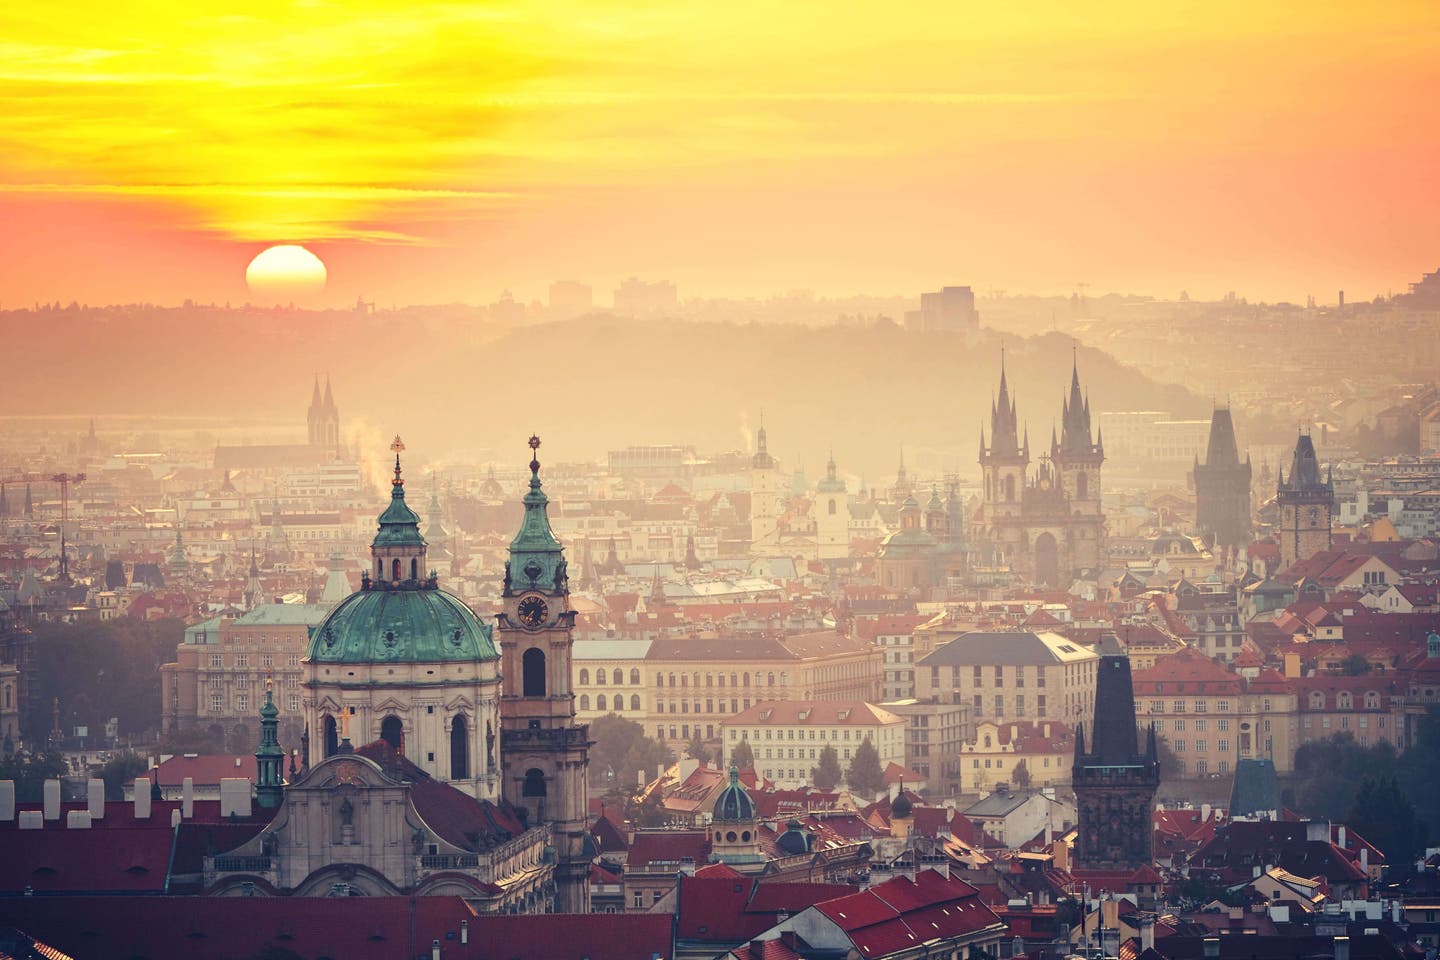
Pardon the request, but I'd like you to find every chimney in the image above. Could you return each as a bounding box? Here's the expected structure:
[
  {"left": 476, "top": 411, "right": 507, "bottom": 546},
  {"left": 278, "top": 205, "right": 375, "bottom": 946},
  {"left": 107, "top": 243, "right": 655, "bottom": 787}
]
[
  {"left": 461, "top": 921, "right": 468, "bottom": 944},
  {"left": 431, "top": 939, "right": 441, "bottom": 960},
  {"left": 1306, "top": 820, "right": 1328, "bottom": 842},
  {"left": 1203, "top": 937, "right": 1220, "bottom": 959},
  {"left": 1010, "top": 724, "right": 1018, "bottom": 741},
  {"left": 1043, "top": 723, "right": 1051, "bottom": 739},
  {"left": 220, "top": 778, "right": 251, "bottom": 818},
  {"left": 1140, "top": 915, "right": 1155, "bottom": 953},
  {"left": 182, "top": 777, "right": 194, "bottom": 818},
  {"left": 1360, "top": 847, "right": 1368, "bottom": 873},
  {"left": 171, "top": 808, "right": 182, "bottom": 827},
  {"left": 66, "top": 810, "right": 92, "bottom": 829},
  {"left": 1338, "top": 825, "right": 1346, "bottom": 849},
  {"left": 43, "top": 779, "right": 61, "bottom": 820},
  {"left": 134, "top": 777, "right": 152, "bottom": 819},
  {"left": 0, "top": 780, "right": 14, "bottom": 821},
  {"left": 88, "top": 778, "right": 105, "bottom": 819},
  {"left": 1334, "top": 937, "right": 1350, "bottom": 960},
  {"left": 1201, "top": 803, "right": 1210, "bottom": 822}
]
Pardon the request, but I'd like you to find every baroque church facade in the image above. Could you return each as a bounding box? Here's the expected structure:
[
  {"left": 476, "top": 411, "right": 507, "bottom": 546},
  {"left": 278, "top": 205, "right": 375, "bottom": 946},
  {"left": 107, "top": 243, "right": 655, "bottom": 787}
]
[
  {"left": 211, "top": 436, "right": 590, "bottom": 912},
  {"left": 976, "top": 355, "right": 1106, "bottom": 586}
]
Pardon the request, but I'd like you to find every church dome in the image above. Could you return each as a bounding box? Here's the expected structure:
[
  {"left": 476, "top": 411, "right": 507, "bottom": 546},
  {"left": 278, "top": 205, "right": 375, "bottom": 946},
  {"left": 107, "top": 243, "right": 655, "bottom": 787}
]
[
  {"left": 891, "top": 789, "right": 913, "bottom": 819},
  {"left": 712, "top": 766, "right": 755, "bottom": 822},
  {"left": 776, "top": 819, "right": 810, "bottom": 855},
  {"left": 308, "top": 586, "right": 497, "bottom": 664}
]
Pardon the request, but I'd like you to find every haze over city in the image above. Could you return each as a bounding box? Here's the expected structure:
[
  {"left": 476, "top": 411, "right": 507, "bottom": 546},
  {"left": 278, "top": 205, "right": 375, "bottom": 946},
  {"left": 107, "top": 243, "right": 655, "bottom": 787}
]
[{"left": 2, "top": 4, "right": 1439, "bottom": 960}]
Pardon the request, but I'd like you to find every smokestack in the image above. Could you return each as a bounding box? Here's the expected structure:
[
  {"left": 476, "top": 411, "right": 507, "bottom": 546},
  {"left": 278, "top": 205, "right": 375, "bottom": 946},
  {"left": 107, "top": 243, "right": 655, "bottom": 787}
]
[
  {"left": 88, "top": 779, "right": 105, "bottom": 819},
  {"left": 182, "top": 777, "right": 194, "bottom": 818},
  {"left": 134, "top": 778, "right": 152, "bottom": 819},
  {"left": 43, "top": 779, "right": 61, "bottom": 820}
]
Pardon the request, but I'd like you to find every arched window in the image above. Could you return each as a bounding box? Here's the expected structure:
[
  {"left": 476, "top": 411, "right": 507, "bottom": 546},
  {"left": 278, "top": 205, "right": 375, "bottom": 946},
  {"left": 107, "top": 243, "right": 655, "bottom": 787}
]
[
  {"left": 743, "top": 673, "right": 751, "bottom": 688},
  {"left": 380, "top": 715, "right": 403, "bottom": 752},
  {"left": 828, "top": 498, "right": 837, "bottom": 515},
  {"left": 706, "top": 673, "right": 713, "bottom": 688},
  {"left": 631, "top": 694, "right": 641, "bottom": 711},
  {"left": 594, "top": 669, "right": 605, "bottom": 686},
  {"left": 613, "top": 668, "right": 623, "bottom": 686},
  {"left": 1309, "top": 690, "right": 1325, "bottom": 709},
  {"left": 579, "top": 694, "right": 590, "bottom": 711},
  {"left": 779, "top": 672, "right": 788, "bottom": 687},
  {"left": 392, "top": 558, "right": 402, "bottom": 580},
  {"left": 579, "top": 669, "right": 589, "bottom": 685},
  {"left": 523, "top": 768, "right": 547, "bottom": 798},
  {"left": 523, "top": 647, "right": 547, "bottom": 697},
  {"left": 376, "top": 559, "right": 384, "bottom": 579},
  {"left": 1337, "top": 691, "right": 1353, "bottom": 710},
  {"left": 451, "top": 714, "right": 469, "bottom": 779},
  {"left": 1077, "top": 472, "right": 1088, "bottom": 500},
  {"left": 630, "top": 668, "right": 641, "bottom": 685},
  {"left": 669, "top": 673, "right": 677, "bottom": 688},
  {"left": 767, "top": 672, "right": 775, "bottom": 687},
  {"left": 1364, "top": 691, "right": 1380, "bottom": 709},
  {"left": 656, "top": 673, "right": 664, "bottom": 687},
  {"left": 323, "top": 714, "right": 338, "bottom": 758},
  {"left": 410, "top": 558, "right": 418, "bottom": 580},
  {"left": 597, "top": 694, "right": 607, "bottom": 711},
  {"left": 680, "top": 674, "right": 687, "bottom": 688}
]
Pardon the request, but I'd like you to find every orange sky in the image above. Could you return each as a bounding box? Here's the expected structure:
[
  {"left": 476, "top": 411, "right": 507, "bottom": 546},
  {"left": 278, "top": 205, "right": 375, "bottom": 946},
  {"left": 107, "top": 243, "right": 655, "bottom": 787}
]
[{"left": 1, "top": 1, "right": 1437, "bottom": 306}]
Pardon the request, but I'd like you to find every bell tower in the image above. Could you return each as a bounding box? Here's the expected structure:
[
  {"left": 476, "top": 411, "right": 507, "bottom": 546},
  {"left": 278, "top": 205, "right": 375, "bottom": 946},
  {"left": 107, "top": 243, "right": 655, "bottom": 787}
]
[{"left": 498, "top": 435, "right": 591, "bottom": 912}]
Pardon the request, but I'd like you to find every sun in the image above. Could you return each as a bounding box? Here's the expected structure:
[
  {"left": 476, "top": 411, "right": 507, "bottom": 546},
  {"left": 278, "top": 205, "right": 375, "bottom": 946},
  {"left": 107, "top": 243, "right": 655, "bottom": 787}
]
[{"left": 246, "top": 245, "right": 327, "bottom": 300}]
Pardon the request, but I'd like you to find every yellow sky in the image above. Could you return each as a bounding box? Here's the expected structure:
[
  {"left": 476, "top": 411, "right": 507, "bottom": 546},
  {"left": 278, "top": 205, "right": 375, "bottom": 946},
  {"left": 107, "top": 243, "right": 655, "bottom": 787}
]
[{"left": 2, "top": 1, "right": 1438, "bottom": 302}]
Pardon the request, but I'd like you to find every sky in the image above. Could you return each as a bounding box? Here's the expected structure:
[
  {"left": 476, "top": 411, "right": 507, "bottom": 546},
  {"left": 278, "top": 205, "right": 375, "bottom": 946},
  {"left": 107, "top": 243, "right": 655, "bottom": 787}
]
[{"left": 1, "top": 1, "right": 1438, "bottom": 307}]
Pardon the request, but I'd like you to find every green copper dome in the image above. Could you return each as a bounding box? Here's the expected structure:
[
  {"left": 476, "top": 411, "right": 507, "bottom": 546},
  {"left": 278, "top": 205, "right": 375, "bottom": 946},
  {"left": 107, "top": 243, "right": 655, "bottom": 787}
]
[
  {"left": 505, "top": 436, "right": 567, "bottom": 595},
  {"left": 373, "top": 451, "right": 426, "bottom": 549},
  {"left": 308, "top": 586, "right": 497, "bottom": 664},
  {"left": 713, "top": 766, "right": 755, "bottom": 822}
]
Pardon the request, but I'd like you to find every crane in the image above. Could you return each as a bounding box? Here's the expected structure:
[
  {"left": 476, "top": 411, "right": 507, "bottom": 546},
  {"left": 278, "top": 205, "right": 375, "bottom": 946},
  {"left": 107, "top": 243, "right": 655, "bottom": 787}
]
[
  {"left": 0, "top": 471, "right": 85, "bottom": 581},
  {"left": 51, "top": 472, "right": 86, "bottom": 583}
]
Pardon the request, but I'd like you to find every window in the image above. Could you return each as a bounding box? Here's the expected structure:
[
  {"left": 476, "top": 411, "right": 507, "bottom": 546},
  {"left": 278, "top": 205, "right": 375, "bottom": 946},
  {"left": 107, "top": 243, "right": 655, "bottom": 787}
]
[
  {"left": 994, "top": 695, "right": 1004, "bottom": 716},
  {"left": 236, "top": 655, "right": 249, "bottom": 668},
  {"left": 595, "top": 669, "right": 605, "bottom": 686},
  {"left": 210, "top": 655, "right": 224, "bottom": 668},
  {"left": 288, "top": 695, "right": 300, "bottom": 712},
  {"left": 1173, "top": 700, "right": 1186, "bottom": 713},
  {"left": 1194, "top": 719, "right": 1207, "bottom": 732},
  {"left": 1195, "top": 739, "right": 1207, "bottom": 752},
  {"left": 522, "top": 647, "right": 547, "bottom": 697},
  {"left": 633, "top": 892, "right": 644, "bottom": 909},
  {"left": 579, "top": 669, "right": 589, "bottom": 685},
  {"left": 1037, "top": 695, "right": 1047, "bottom": 716},
  {"left": 614, "top": 669, "right": 624, "bottom": 686},
  {"left": 1173, "top": 719, "right": 1185, "bottom": 732},
  {"left": 210, "top": 694, "right": 222, "bottom": 712},
  {"left": 1217, "top": 739, "right": 1229, "bottom": 752},
  {"left": 972, "top": 666, "right": 982, "bottom": 685},
  {"left": 631, "top": 668, "right": 641, "bottom": 685},
  {"left": 631, "top": 695, "right": 641, "bottom": 711},
  {"left": 261, "top": 654, "right": 273, "bottom": 668},
  {"left": 1194, "top": 700, "right": 1207, "bottom": 713}
]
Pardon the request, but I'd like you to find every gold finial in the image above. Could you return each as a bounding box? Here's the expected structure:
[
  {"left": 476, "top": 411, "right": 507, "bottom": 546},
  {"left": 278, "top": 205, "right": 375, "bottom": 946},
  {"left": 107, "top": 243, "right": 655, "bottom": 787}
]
[{"left": 390, "top": 435, "right": 406, "bottom": 487}]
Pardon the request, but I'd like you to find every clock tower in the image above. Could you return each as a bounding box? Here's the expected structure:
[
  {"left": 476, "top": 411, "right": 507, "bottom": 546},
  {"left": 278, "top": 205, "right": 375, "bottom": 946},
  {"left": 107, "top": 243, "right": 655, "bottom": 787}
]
[{"left": 498, "top": 436, "right": 591, "bottom": 913}]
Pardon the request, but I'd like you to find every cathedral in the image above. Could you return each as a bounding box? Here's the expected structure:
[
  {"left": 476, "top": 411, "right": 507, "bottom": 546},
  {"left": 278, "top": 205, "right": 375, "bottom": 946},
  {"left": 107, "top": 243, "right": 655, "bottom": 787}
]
[
  {"left": 210, "top": 436, "right": 590, "bottom": 912},
  {"left": 976, "top": 354, "right": 1106, "bottom": 586}
]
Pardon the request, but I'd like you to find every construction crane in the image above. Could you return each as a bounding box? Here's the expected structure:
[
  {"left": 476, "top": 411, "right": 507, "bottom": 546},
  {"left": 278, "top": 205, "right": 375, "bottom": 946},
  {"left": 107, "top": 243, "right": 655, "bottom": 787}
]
[
  {"left": 0, "top": 471, "right": 85, "bottom": 581},
  {"left": 51, "top": 472, "right": 85, "bottom": 583}
]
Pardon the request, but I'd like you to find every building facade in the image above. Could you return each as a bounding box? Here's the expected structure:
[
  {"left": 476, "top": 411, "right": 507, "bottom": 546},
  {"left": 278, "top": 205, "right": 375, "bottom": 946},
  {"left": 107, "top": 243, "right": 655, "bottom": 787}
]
[
  {"left": 915, "top": 630, "right": 1098, "bottom": 732},
  {"left": 720, "top": 700, "right": 905, "bottom": 790}
]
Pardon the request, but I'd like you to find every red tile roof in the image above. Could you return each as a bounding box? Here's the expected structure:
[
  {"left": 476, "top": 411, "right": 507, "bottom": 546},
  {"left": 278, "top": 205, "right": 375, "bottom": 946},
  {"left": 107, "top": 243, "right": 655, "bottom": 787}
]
[
  {"left": 676, "top": 873, "right": 857, "bottom": 943},
  {"left": 811, "top": 870, "right": 1001, "bottom": 960}
]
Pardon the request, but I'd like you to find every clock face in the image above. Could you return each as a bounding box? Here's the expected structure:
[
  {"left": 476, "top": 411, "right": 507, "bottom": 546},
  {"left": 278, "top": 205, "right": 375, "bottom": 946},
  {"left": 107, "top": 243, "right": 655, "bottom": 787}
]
[{"left": 517, "top": 595, "right": 548, "bottom": 628}]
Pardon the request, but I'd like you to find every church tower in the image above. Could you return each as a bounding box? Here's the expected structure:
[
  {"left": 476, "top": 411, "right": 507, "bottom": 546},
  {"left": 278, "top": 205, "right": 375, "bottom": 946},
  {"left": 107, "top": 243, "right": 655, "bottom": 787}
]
[
  {"left": 255, "top": 679, "right": 285, "bottom": 808},
  {"left": 1194, "top": 406, "right": 1252, "bottom": 549},
  {"left": 1050, "top": 354, "right": 1106, "bottom": 571},
  {"left": 980, "top": 354, "right": 1029, "bottom": 524},
  {"left": 749, "top": 423, "right": 782, "bottom": 556},
  {"left": 1276, "top": 432, "right": 1333, "bottom": 572},
  {"left": 306, "top": 375, "right": 341, "bottom": 459},
  {"left": 1072, "top": 643, "right": 1159, "bottom": 869},
  {"left": 498, "top": 436, "right": 591, "bottom": 913},
  {"left": 815, "top": 451, "right": 850, "bottom": 563}
]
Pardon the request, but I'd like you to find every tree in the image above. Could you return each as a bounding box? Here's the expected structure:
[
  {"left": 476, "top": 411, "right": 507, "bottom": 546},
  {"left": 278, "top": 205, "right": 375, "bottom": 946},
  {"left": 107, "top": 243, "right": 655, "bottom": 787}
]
[
  {"left": 730, "top": 738, "right": 755, "bottom": 771},
  {"left": 1285, "top": 733, "right": 1399, "bottom": 822},
  {"left": 812, "top": 744, "right": 842, "bottom": 791},
  {"left": 0, "top": 749, "right": 67, "bottom": 802},
  {"left": 686, "top": 729, "right": 710, "bottom": 766},
  {"left": 100, "top": 751, "right": 149, "bottom": 800},
  {"left": 1154, "top": 733, "right": 1183, "bottom": 781},
  {"left": 1347, "top": 776, "right": 1422, "bottom": 872},
  {"left": 1399, "top": 705, "right": 1440, "bottom": 843},
  {"left": 1340, "top": 654, "right": 1372, "bottom": 676},
  {"left": 588, "top": 713, "right": 673, "bottom": 790},
  {"left": 1011, "top": 759, "right": 1031, "bottom": 790},
  {"left": 845, "top": 736, "right": 885, "bottom": 798}
]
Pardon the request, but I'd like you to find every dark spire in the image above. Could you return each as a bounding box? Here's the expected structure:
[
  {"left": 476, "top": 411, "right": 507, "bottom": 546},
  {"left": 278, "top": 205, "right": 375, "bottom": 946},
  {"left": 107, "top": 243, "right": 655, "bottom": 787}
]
[
  {"left": 508, "top": 435, "right": 567, "bottom": 595},
  {"left": 1058, "top": 354, "right": 1097, "bottom": 456},
  {"left": 310, "top": 376, "right": 322, "bottom": 410},
  {"left": 322, "top": 375, "right": 335, "bottom": 410},
  {"left": 1203, "top": 406, "right": 1242, "bottom": 468},
  {"left": 1085, "top": 649, "right": 1144, "bottom": 766},
  {"left": 1279, "top": 432, "right": 1329, "bottom": 494},
  {"left": 985, "top": 351, "right": 1025, "bottom": 461}
]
